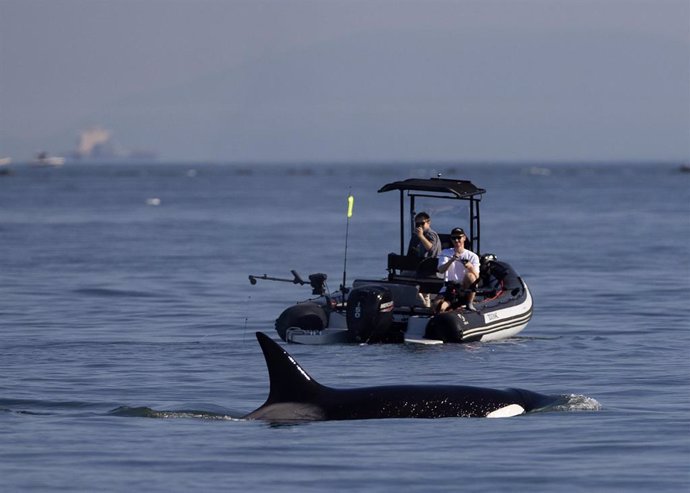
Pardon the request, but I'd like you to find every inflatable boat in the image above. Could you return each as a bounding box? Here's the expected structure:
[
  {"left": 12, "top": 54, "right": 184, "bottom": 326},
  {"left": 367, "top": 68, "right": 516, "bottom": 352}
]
[{"left": 250, "top": 177, "right": 533, "bottom": 344}]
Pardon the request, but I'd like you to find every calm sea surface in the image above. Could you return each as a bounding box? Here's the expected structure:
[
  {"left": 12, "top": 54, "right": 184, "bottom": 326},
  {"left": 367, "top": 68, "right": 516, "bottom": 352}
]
[{"left": 1, "top": 162, "right": 688, "bottom": 492}]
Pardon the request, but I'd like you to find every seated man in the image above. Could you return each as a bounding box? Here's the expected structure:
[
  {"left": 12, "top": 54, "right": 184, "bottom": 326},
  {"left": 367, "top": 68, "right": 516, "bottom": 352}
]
[{"left": 436, "top": 227, "right": 480, "bottom": 312}]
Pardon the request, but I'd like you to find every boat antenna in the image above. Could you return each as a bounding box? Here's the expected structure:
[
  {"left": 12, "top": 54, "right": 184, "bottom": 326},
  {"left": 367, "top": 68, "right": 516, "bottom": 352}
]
[{"left": 341, "top": 190, "right": 354, "bottom": 293}]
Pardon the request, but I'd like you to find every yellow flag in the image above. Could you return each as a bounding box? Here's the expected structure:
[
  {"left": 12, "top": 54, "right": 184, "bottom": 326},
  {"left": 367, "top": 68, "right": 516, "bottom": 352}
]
[{"left": 347, "top": 194, "right": 354, "bottom": 218}]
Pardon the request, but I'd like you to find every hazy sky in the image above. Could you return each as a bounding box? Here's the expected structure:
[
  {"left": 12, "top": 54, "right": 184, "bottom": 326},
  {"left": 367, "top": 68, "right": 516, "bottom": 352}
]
[{"left": 1, "top": 0, "right": 688, "bottom": 163}]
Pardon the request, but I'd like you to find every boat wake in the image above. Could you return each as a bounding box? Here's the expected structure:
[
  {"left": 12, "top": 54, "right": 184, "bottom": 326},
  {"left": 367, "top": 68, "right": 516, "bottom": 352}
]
[
  {"left": 539, "top": 394, "right": 602, "bottom": 413},
  {"left": 108, "top": 406, "right": 243, "bottom": 421},
  {"left": 73, "top": 287, "right": 160, "bottom": 298}
]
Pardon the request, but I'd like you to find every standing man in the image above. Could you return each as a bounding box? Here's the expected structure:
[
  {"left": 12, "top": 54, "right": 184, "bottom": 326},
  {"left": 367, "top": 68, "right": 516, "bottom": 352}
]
[
  {"left": 407, "top": 212, "right": 441, "bottom": 259},
  {"left": 437, "top": 227, "right": 480, "bottom": 311}
]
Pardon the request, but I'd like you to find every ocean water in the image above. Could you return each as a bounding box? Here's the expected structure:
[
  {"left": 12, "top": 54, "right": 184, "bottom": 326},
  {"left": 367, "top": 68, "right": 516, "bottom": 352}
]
[{"left": 0, "top": 162, "right": 688, "bottom": 492}]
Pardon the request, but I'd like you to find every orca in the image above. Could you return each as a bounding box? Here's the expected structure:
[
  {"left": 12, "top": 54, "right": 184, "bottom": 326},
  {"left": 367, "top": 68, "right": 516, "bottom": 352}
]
[{"left": 243, "top": 332, "right": 556, "bottom": 422}]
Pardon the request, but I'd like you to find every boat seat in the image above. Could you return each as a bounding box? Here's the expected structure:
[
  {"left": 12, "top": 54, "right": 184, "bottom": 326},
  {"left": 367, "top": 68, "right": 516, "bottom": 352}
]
[
  {"left": 386, "top": 253, "right": 444, "bottom": 293},
  {"left": 387, "top": 253, "right": 420, "bottom": 273},
  {"left": 415, "top": 257, "right": 439, "bottom": 277},
  {"left": 387, "top": 253, "right": 440, "bottom": 277}
]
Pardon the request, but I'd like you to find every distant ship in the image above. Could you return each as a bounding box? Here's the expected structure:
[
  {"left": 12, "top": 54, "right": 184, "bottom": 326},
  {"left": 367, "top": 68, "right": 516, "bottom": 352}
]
[{"left": 31, "top": 152, "right": 65, "bottom": 167}]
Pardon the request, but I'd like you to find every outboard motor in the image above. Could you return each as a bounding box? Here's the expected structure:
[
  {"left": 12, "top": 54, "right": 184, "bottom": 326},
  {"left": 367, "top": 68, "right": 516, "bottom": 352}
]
[{"left": 346, "top": 285, "right": 394, "bottom": 343}]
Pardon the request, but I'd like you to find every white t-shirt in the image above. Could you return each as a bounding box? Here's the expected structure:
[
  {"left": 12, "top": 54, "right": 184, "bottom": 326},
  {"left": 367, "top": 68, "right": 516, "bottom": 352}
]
[{"left": 438, "top": 248, "right": 480, "bottom": 282}]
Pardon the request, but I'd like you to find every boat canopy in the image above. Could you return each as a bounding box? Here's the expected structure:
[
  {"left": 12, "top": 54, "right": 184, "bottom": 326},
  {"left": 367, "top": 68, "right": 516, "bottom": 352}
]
[{"left": 377, "top": 178, "right": 485, "bottom": 199}]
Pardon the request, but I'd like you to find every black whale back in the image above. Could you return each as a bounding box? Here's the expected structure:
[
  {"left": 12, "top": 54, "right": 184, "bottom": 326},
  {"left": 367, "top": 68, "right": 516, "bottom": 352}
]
[{"left": 248, "top": 332, "right": 555, "bottom": 421}]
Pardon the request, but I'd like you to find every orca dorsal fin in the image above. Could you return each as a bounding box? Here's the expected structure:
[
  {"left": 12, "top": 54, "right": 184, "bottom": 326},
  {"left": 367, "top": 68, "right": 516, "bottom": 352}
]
[{"left": 255, "top": 332, "right": 326, "bottom": 404}]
